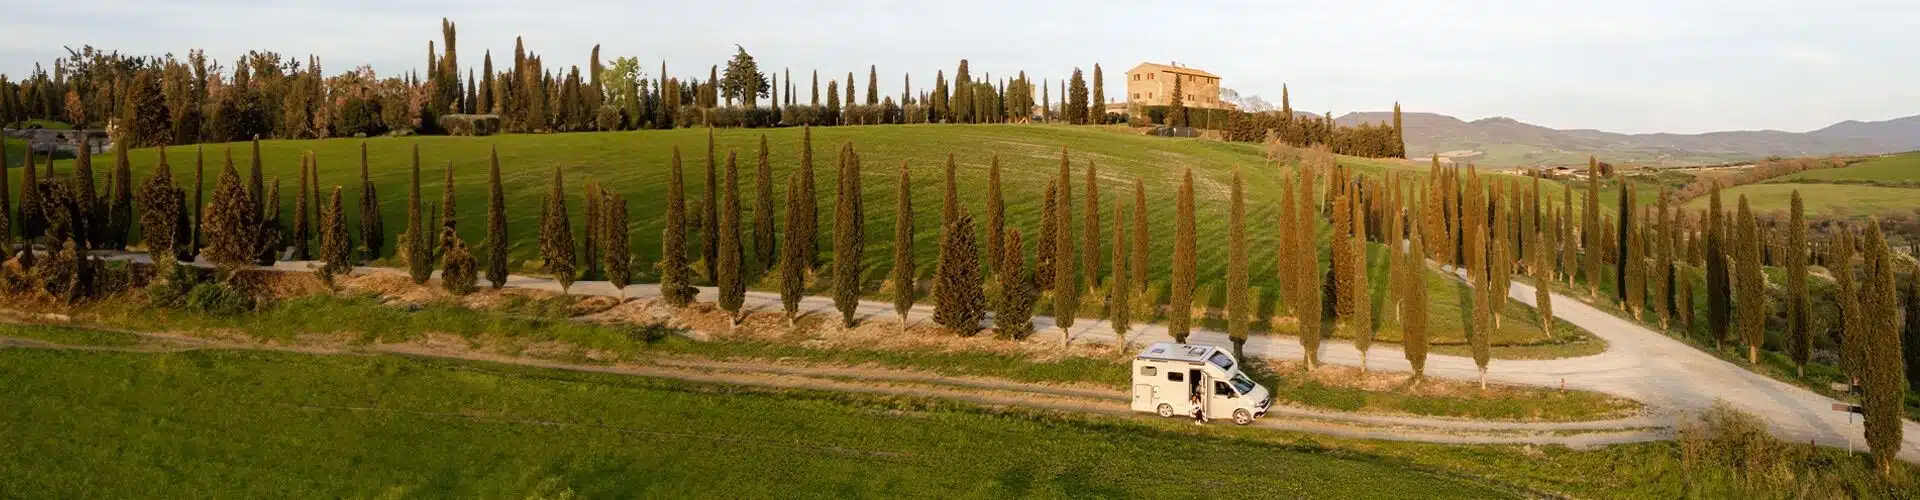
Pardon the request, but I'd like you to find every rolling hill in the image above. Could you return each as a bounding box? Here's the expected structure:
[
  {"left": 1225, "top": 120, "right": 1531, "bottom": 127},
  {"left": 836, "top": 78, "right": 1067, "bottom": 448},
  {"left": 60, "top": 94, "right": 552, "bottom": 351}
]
[{"left": 1336, "top": 111, "right": 1920, "bottom": 168}]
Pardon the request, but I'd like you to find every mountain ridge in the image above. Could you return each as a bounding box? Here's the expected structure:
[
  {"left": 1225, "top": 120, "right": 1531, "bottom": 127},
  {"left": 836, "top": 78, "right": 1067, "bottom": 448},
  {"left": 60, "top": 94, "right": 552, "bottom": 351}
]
[{"left": 1329, "top": 111, "right": 1919, "bottom": 167}]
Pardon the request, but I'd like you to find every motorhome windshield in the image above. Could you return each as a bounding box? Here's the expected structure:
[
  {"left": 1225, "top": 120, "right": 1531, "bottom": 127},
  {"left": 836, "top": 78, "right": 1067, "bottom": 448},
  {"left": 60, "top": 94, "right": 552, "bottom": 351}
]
[
  {"left": 1208, "top": 352, "right": 1235, "bottom": 372},
  {"left": 1230, "top": 373, "right": 1256, "bottom": 394}
]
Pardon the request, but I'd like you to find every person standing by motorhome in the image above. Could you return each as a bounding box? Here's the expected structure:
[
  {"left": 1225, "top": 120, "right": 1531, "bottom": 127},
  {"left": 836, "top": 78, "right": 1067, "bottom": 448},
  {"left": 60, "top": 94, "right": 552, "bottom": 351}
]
[{"left": 1189, "top": 393, "right": 1207, "bottom": 424}]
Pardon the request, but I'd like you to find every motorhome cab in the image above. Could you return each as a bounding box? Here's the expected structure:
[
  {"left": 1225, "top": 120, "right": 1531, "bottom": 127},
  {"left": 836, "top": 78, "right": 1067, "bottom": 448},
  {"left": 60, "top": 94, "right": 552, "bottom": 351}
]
[{"left": 1131, "top": 342, "right": 1272, "bottom": 425}]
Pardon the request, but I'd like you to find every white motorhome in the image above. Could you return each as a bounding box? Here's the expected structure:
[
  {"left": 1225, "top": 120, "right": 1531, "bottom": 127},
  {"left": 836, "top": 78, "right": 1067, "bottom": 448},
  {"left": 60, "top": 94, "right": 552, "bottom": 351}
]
[{"left": 1130, "top": 342, "right": 1272, "bottom": 425}]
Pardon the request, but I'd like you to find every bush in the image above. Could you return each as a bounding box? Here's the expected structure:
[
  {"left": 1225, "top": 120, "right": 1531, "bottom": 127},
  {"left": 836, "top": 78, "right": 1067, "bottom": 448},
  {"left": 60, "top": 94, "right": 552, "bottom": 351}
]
[
  {"left": 183, "top": 281, "right": 255, "bottom": 316},
  {"left": 436, "top": 114, "right": 500, "bottom": 137},
  {"left": 782, "top": 105, "right": 821, "bottom": 126},
  {"left": 335, "top": 97, "right": 384, "bottom": 137},
  {"left": 842, "top": 104, "right": 885, "bottom": 125},
  {"left": 594, "top": 106, "right": 622, "bottom": 132}
]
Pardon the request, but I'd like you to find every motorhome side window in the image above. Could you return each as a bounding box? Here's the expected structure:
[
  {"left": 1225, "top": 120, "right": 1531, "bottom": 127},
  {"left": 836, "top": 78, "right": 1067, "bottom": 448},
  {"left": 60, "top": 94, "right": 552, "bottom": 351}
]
[
  {"left": 1140, "top": 366, "right": 1157, "bottom": 377},
  {"left": 1167, "top": 372, "right": 1184, "bottom": 382},
  {"left": 1215, "top": 381, "right": 1233, "bottom": 396},
  {"left": 1208, "top": 352, "right": 1235, "bottom": 372}
]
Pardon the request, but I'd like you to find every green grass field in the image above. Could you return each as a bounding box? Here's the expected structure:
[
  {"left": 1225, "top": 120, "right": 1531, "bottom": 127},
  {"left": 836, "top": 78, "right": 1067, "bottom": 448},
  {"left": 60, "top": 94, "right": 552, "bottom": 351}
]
[
  {"left": 27, "top": 124, "right": 1581, "bottom": 350},
  {"left": 1684, "top": 183, "right": 1920, "bottom": 217},
  {"left": 1778, "top": 152, "right": 1920, "bottom": 183},
  {"left": 0, "top": 348, "right": 1518, "bottom": 498}
]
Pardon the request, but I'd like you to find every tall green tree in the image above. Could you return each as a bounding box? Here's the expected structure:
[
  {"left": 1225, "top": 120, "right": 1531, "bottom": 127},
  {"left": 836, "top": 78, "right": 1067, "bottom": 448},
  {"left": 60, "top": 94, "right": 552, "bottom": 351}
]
[
  {"left": 996, "top": 229, "right": 1034, "bottom": 339},
  {"left": 1169, "top": 168, "right": 1197, "bottom": 343},
  {"left": 256, "top": 179, "right": 282, "bottom": 266},
  {"left": 292, "top": 154, "right": 311, "bottom": 260},
  {"left": 891, "top": 160, "right": 916, "bottom": 326},
  {"left": 18, "top": 147, "right": 43, "bottom": 247},
  {"left": 486, "top": 147, "right": 508, "bottom": 288},
  {"left": 831, "top": 142, "right": 865, "bottom": 327},
  {"left": 1860, "top": 219, "right": 1905, "bottom": 475},
  {"left": 104, "top": 141, "right": 133, "bottom": 249},
  {"left": 69, "top": 138, "right": 95, "bottom": 248},
  {"left": 1131, "top": 179, "right": 1148, "bottom": 292},
  {"left": 797, "top": 126, "right": 818, "bottom": 269},
  {"left": 1110, "top": 199, "right": 1131, "bottom": 348},
  {"left": 1583, "top": 158, "right": 1601, "bottom": 296},
  {"left": 986, "top": 155, "right": 1006, "bottom": 274},
  {"left": 1052, "top": 148, "right": 1078, "bottom": 343},
  {"left": 753, "top": 135, "right": 776, "bottom": 272},
  {"left": 934, "top": 213, "right": 986, "bottom": 335},
  {"left": 1083, "top": 160, "right": 1100, "bottom": 291},
  {"left": 405, "top": 147, "right": 430, "bottom": 284},
  {"left": 1615, "top": 181, "right": 1631, "bottom": 303},
  {"left": 718, "top": 151, "right": 746, "bottom": 326},
  {"left": 358, "top": 143, "right": 383, "bottom": 261},
  {"left": 1089, "top": 64, "right": 1104, "bottom": 124},
  {"left": 1349, "top": 189, "right": 1373, "bottom": 372},
  {"left": 1226, "top": 168, "right": 1249, "bottom": 359},
  {"left": 1534, "top": 209, "right": 1555, "bottom": 338},
  {"left": 701, "top": 128, "right": 719, "bottom": 282},
  {"left": 135, "top": 152, "right": 181, "bottom": 268},
  {"left": 1833, "top": 227, "right": 1863, "bottom": 375},
  {"left": 1705, "top": 186, "right": 1731, "bottom": 348},
  {"left": 201, "top": 157, "right": 257, "bottom": 271},
  {"left": 1035, "top": 181, "right": 1057, "bottom": 291},
  {"left": 582, "top": 182, "right": 601, "bottom": 281},
  {"left": 1734, "top": 195, "right": 1766, "bottom": 364},
  {"left": 1297, "top": 166, "right": 1323, "bottom": 369},
  {"left": 603, "top": 192, "right": 631, "bottom": 297},
  {"left": 318, "top": 187, "right": 351, "bottom": 283},
  {"left": 540, "top": 166, "right": 575, "bottom": 293},
  {"left": 780, "top": 173, "right": 805, "bottom": 325},
  {"left": 439, "top": 161, "right": 458, "bottom": 260},
  {"left": 1786, "top": 190, "right": 1811, "bottom": 375},
  {"left": 1405, "top": 225, "right": 1430, "bottom": 381}
]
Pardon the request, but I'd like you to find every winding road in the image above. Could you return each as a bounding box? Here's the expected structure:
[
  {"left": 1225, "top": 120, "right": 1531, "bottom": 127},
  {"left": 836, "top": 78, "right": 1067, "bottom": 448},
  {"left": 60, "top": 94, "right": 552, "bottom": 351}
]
[{"left": 82, "top": 254, "right": 1920, "bottom": 461}]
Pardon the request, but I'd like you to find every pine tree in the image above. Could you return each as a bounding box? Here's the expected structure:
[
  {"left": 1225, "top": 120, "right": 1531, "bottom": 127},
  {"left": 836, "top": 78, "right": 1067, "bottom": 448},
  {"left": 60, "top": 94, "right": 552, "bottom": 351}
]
[
  {"left": 1786, "top": 190, "right": 1811, "bottom": 375},
  {"left": 986, "top": 155, "right": 1006, "bottom": 274},
  {"left": 1035, "top": 181, "right": 1057, "bottom": 290},
  {"left": 1083, "top": 160, "right": 1100, "bottom": 291},
  {"left": 201, "top": 157, "right": 257, "bottom": 271},
  {"left": 486, "top": 147, "right": 508, "bottom": 288},
  {"left": 540, "top": 166, "right": 575, "bottom": 293},
  {"left": 1169, "top": 168, "right": 1197, "bottom": 343},
  {"left": 603, "top": 192, "right": 631, "bottom": 297},
  {"left": 405, "top": 147, "right": 430, "bottom": 284},
  {"left": 1226, "top": 168, "right": 1250, "bottom": 358},
  {"left": 934, "top": 213, "right": 986, "bottom": 335},
  {"left": 1860, "top": 219, "right": 1905, "bottom": 475},
  {"left": 358, "top": 143, "right": 384, "bottom": 261},
  {"left": 1405, "top": 226, "right": 1430, "bottom": 380},
  {"left": 1705, "top": 186, "right": 1731, "bottom": 349},
  {"left": 1110, "top": 199, "right": 1131, "bottom": 347},
  {"left": 780, "top": 173, "right": 805, "bottom": 325},
  {"left": 1053, "top": 148, "right": 1078, "bottom": 343},
  {"left": 701, "top": 128, "right": 719, "bottom": 282},
  {"left": 832, "top": 143, "right": 865, "bottom": 327},
  {"left": 753, "top": 134, "right": 776, "bottom": 272},
  {"left": 718, "top": 150, "right": 746, "bottom": 326},
  {"left": 1734, "top": 196, "right": 1766, "bottom": 363},
  {"left": 891, "top": 160, "right": 916, "bottom": 325},
  {"left": 996, "top": 229, "right": 1035, "bottom": 339},
  {"left": 292, "top": 154, "right": 311, "bottom": 260},
  {"left": 318, "top": 187, "right": 351, "bottom": 283}
]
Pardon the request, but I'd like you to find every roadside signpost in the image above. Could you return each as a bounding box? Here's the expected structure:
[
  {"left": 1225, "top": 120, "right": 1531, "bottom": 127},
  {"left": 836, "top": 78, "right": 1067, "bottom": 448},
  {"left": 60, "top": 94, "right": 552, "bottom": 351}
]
[{"left": 1831, "top": 381, "right": 1863, "bottom": 454}]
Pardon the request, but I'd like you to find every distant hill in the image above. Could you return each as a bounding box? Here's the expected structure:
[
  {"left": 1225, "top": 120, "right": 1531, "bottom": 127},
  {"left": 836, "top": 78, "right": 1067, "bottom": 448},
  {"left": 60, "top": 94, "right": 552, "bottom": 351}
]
[{"left": 1333, "top": 112, "right": 1920, "bottom": 167}]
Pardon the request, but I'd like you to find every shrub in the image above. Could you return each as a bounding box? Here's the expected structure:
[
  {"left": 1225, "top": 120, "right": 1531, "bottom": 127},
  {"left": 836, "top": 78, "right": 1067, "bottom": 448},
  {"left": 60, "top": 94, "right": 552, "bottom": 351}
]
[
  {"left": 594, "top": 106, "right": 622, "bottom": 132},
  {"left": 441, "top": 238, "right": 478, "bottom": 295},
  {"left": 182, "top": 280, "right": 255, "bottom": 316},
  {"left": 436, "top": 114, "right": 501, "bottom": 136}
]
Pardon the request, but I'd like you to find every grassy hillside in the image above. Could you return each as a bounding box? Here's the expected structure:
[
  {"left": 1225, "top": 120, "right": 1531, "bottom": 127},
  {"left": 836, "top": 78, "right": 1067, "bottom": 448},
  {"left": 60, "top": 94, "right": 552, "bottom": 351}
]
[
  {"left": 39, "top": 124, "right": 1584, "bottom": 349},
  {"left": 0, "top": 348, "right": 1516, "bottom": 498},
  {"left": 1778, "top": 152, "right": 1920, "bottom": 183},
  {"left": 1688, "top": 183, "right": 1920, "bottom": 217}
]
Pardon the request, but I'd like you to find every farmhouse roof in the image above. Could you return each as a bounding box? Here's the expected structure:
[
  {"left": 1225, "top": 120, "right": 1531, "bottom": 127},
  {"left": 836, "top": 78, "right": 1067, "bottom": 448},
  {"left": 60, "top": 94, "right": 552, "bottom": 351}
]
[{"left": 1127, "top": 62, "right": 1219, "bottom": 79}]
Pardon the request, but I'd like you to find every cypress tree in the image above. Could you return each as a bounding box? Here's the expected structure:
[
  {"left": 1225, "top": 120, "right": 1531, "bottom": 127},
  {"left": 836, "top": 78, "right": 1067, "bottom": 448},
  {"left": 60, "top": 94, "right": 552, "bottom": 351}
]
[
  {"left": 1350, "top": 190, "right": 1373, "bottom": 372},
  {"left": 1583, "top": 158, "right": 1600, "bottom": 296},
  {"left": 105, "top": 140, "right": 133, "bottom": 249},
  {"left": 201, "top": 157, "right": 257, "bottom": 271},
  {"left": 358, "top": 143, "right": 384, "bottom": 261},
  {"left": 719, "top": 151, "right": 745, "bottom": 326},
  {"left": 1734, "top": 196, "right": 1766, "bottom": 363},
  {"left": 0, "top": 136, "right": 9, "bottom": 249},
  {"left": 1786, "top": 190, "right": 1811, "bottom": 375},
  {"left": 188, "top": 147, "right": 204, "bottom": 259},
  {"left": 318, "top": 187, "right": 351, "bottom": 283},
  {"left": 540, "top": 166, "right": 575, "bottom": 293},
  {"left": 1677, "top": 267, "right": 1695, "bottom": 337},
  {"left": 1332, "top": 183, "right": 1356, "bottom": 319},
  {"left": 485, "top": 147, "right": 508, "bottom": 288},
  {"left": 1653, "top": 187, "right": 1672, "bottom": 328},
  {"left": 405, "top": 147, "right": 430, "bottom": 284},
  {"left": 831, "top": 142, "right": 864, "bottom": 327},
  {"left": 582, "top": 182, "right": 601, "bottom": 280},
  {"left": 1405, "top": 226, "right": 1431, "bottom": 380},
  {"left": 1616, "top": 181, "right": 1631, "bottom": 303},
  {"left": 1053, "top": 149, "right": 1078, "bottom": 342},
  {"left": 997, "top": 229, "right": 1035, "bottom": 339},
  {"left": 986, "top": 155, "right": 1006, "bottom": 274},
  {"left": 1083, "top": 160, "right": 1100, "bottom": 291},
  {"left": 1860, "top": 219, "right": 1905, "bottom": 475},
  {"left": 247, "top": 137, "right": 263, "bottom": 218},
  {"left": 1298, "top": 166, "right": 1324, "bottom": 370},
  {"left": 934, "top": 213, "right": 986, "bottom": 335},
  {"left": 18, "top": 147, "right": 42, "bottom": 247},
  {"left": 1035, "top": 181, "right": 1057, "bottom": 290},
  {"left": 1169, "top": 168, "right": 1197, "bottom": 343},
  {"left": 1111, "top": 200, "right": 1131, "bottom": 347},
  {"left": 798, "top": 126, "right": 818, "bottom": 269},
  {"left": 753, "top": 134, "right": 776, "bottom": 272},
  {"left": 135, "top": 153, "right": 181, "bottom": 268},
  {"left": 292, "top": 154, "right": 311, "bottom": 260},
  {"left": 702, "top": 128, "right": 718, "bottom": 282},
  {"left": 1534, "top": 211, "right": 1554, "bottom": 337},
  {"left": 1227, "top": 168, "right": 1249, "bottom": 358},
  {"left": 780, "top": 173, "right": 805, "bottom": 325},
  {"left": 1905, "top": 270, "right": 1920, "bottom": 392},
  {"left": 1131, "top": 179, "right": 1148, "bottom": 293},
  {"left": 942, "top": 153, "right": 959, "bottom": 230},
  {"left": 69, "top": 137, "right": 94, "bottom": 248},
  {"left": 1560, "top": 184, "right": 1575, "bottom": 286},
  {"left": 1705, "top": 186, "right": 1730, "bottom": 349},
  {"left": 257, "top": 179, "right": 282, "bottom": 265},
  {"left": 1278, "top": 181, "right": 1298, "bottom": 317},
  {"left": 891, "top": 160, "right": 916, "bottom": 325},
  {"left": 1625, "top": 195, "right": 1645, "bottom": 318},
  {"left": 1834, "top": 227, "right": 1863, "bottom": 375},
  {"left": 604, "top": 192, "right": 631, "bottom": 297},
  {"left": 439, "top": 161, "right": 457, "bottom": 260}
]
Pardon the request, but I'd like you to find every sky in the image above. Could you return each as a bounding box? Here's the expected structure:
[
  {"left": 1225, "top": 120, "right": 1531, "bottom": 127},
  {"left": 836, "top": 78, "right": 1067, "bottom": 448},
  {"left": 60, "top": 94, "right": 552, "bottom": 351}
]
[{"left": 0, "top": 0, "right": 1915, "bottom": 134}]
